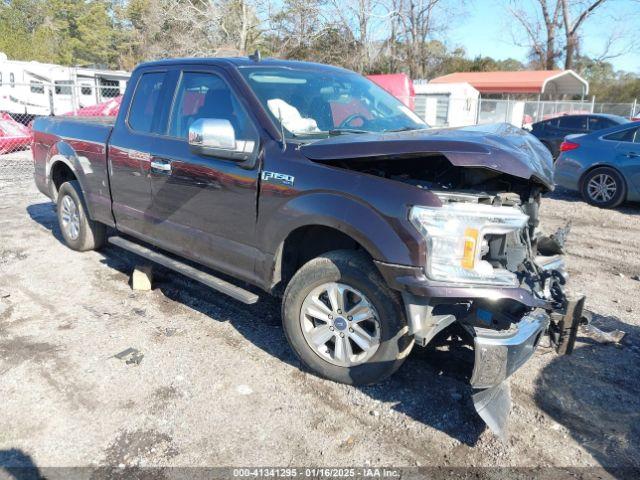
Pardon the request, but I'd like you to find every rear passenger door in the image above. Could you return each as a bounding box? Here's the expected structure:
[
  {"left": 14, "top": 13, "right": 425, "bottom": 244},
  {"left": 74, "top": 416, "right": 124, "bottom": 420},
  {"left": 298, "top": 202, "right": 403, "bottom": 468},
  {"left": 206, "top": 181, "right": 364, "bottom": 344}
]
[
  {"left": 109, "top": 69, "right": 172, "bottom": 237},
  {"left": 144, "top": 67, "right": 263, "bottom": 284}
]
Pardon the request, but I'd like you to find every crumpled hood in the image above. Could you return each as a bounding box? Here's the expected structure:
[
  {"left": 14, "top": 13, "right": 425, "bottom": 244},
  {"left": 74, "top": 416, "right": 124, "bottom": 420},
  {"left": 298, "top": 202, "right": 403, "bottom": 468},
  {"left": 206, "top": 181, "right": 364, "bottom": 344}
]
[{"left": 300, "top": 123, "right": 554, "bottom": 190}]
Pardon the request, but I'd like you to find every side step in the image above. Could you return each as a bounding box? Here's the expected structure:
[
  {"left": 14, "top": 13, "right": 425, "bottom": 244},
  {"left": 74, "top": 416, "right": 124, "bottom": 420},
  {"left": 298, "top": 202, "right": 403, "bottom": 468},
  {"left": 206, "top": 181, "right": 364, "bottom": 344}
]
[{"left": 108, "top": 236, "right": 259, "bottom": 305}]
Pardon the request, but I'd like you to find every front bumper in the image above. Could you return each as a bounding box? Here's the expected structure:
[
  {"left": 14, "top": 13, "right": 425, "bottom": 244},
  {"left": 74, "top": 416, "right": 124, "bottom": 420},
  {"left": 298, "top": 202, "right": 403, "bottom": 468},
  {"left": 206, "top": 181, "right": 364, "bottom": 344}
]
[
  {"left": 469, "top": 311, "right": 549, "bottom": 389},
  {"left": 376, "top": 261, "right": 553, "bottom": 309}
]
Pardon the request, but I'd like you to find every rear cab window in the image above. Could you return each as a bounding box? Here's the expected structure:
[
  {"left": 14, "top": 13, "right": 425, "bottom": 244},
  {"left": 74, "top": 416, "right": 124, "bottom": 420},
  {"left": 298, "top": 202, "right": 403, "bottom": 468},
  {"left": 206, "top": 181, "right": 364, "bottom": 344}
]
[{"left": 127, "top": 72, "right": 168, "bottom": 134}]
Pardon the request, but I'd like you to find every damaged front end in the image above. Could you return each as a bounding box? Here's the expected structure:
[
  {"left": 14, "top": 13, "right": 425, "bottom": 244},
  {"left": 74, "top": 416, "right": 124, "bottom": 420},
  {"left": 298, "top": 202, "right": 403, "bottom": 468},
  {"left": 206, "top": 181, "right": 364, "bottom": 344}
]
[
  {"left": 398, "top": 189, "right": 582, "bottom": 440},
  {"left": 302, "top": 125, "right": 586, "bottom": 439}
]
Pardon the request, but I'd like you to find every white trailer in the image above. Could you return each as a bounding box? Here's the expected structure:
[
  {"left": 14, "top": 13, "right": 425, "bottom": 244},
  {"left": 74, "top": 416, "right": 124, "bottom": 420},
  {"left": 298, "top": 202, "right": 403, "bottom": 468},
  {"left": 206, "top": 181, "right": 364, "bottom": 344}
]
[
  {"left": 0, "top": 52, "right": 129, "bottom": 119},
  {"left": 413, "top": 81, "right": 480, "bottom": 127}
]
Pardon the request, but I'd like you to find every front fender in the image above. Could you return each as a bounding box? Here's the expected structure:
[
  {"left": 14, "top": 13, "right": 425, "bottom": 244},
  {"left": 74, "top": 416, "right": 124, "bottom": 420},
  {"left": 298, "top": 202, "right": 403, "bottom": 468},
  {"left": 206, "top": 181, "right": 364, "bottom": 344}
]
[{"left": 258, "top": 191, "right": 424, "bottom": 286}]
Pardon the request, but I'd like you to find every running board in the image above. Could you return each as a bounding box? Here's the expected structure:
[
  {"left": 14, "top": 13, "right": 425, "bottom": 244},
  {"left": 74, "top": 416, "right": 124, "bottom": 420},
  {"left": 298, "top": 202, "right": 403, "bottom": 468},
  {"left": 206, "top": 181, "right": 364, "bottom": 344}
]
[{"left": 108, "top": 236, "right": 259, "bottom": 304}]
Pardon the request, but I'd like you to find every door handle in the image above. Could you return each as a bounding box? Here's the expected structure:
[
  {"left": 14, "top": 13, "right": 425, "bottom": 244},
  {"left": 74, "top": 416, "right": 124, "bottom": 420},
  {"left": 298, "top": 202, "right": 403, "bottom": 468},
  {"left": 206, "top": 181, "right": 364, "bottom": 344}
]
[
  {"left": 150, "top": 159, "right": 172, "bottom": 172},
  {"left": 626, "top": 152, "right": 640, "bottom": 158}
]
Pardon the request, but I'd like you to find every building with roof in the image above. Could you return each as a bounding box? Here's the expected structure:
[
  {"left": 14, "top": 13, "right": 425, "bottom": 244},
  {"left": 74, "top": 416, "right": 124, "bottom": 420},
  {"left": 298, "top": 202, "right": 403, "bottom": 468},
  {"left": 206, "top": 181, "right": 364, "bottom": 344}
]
[
  {"left": 415, "top": 70, "right": 591, "bottom": 128},
  {"left": 429, "top": 70, "right": 589, "bottom": 98}
]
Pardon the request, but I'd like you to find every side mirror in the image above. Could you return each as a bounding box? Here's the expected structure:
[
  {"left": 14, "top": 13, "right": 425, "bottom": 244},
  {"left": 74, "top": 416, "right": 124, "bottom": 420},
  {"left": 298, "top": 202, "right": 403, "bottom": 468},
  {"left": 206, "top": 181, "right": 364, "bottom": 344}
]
[{"left": 188, "top": 118, "right": 256, "bottom": 161}]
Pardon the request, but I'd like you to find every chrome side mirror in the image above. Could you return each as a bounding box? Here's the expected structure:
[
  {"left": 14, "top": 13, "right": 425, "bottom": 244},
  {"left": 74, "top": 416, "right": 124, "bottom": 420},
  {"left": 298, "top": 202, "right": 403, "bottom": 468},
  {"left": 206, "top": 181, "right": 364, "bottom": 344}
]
[{"left": 188, "top": 118, "right": 256, "bottom": 161}]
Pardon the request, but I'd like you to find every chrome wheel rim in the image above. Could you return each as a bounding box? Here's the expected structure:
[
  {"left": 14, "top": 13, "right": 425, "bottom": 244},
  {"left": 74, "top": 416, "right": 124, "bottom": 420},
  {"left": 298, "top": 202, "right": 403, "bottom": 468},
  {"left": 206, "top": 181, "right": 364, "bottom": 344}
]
[
  {"left": 587, "top": 173, "right": 617, "bottom": 203},
  {"left": 60, "top": 195, "right": 80, "bottom": 240},
  {"left": 300, "top": 282, "right": 381, "bottom": 367}
]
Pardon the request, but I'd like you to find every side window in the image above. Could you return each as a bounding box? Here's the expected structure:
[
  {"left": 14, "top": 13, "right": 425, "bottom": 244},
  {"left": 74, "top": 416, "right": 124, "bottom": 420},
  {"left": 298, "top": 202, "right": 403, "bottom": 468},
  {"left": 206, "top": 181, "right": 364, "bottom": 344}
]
[
  {"left": 168, "top": 71, "right": 255, "bottom": 140},
  {"left": 604, "top": 127, "right": 639, "bottom": 143},
  {"left": 544, "top": 118, "right": 558, "bottom": 129},
  {"left": 558, "top": 116, "right": 587, "bottom": 130},
  {"left": 589, "top": 117, "right": 613, "bottom": 131},
  {"left": 10, "top": 73, "right": 15, "bottom": 88},
  {"left": 30, "top": 81, "right": 45, "bottom": 94},
  {"left": 128, "top": 72, "right": 166, "bottom": 134}
]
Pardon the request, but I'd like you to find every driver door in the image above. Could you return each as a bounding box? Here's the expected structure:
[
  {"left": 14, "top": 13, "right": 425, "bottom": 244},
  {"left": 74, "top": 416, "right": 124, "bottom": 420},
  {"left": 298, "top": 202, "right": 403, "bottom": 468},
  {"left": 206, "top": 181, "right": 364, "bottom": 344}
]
[{"left": 145, "top": 68, "right": 262, "bottom": 284}]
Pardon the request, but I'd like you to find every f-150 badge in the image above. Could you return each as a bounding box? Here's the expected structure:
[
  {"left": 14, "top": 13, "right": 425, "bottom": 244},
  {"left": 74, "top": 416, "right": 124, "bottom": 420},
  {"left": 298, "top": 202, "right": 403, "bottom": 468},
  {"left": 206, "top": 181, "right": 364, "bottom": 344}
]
[{"left": 262, "top": 171, "right": 295, "bottom": 187}]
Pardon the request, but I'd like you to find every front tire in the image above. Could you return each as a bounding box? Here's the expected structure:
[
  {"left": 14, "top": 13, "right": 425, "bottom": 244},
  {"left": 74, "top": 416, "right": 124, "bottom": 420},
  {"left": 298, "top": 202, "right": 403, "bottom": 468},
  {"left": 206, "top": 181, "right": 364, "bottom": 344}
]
[
  {"left": 56, "top": 180, "right": 106, "bottom": 251},
  {"left": 282, "top": 250, "right": 413, "bottom": 385},
  {"left": 581, "top": 167, "right": 626, "bottom": 208}
]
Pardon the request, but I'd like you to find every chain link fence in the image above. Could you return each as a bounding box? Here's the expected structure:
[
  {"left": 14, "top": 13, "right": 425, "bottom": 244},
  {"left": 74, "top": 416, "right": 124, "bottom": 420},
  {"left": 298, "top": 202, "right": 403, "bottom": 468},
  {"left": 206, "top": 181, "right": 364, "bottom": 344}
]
[
  {"left": 415, "top": 94, "right": 639, "bottom": 128},
  {"left": 1, "top": 82, "right": 125, "bottom": 183}
]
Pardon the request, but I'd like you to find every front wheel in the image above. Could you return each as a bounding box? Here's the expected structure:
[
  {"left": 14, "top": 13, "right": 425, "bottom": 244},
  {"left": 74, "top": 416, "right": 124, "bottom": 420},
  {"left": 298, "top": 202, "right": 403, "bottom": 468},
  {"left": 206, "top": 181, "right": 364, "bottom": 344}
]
[
  {"left": 581, "top": 167, "right": 626, "bottom": 208},
  {"left": 282, "top": 250, "right": 413, "bottom": 385}
]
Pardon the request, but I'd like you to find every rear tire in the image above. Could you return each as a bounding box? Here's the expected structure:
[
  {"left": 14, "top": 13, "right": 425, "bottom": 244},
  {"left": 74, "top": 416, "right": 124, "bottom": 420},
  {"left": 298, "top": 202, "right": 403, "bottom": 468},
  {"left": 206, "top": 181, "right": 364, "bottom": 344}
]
[
  {"left": 580, "top": 167, "right": 626, "bottom": 208},
  {"left": 56, "top": 180, "right": 106, "bottom": 251},
  {"left": 282, "top": 250, "right": 413, "bottom": 385}
]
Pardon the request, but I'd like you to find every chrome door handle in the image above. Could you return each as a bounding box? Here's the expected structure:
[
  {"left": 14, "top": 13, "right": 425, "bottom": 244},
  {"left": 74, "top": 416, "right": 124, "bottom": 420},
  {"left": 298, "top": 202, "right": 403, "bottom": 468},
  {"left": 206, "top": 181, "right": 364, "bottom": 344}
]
[
  {"left": 150, "top": 160, "right": 171, "bottom": 172},
  {"left": 626, "top": 152, "right": 640, "bottom": 158}
]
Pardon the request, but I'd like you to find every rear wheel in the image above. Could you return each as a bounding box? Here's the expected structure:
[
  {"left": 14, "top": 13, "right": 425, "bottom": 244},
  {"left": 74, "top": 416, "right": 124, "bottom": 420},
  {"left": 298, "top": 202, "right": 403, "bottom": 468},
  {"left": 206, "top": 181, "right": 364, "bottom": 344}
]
[
  {"left": 282, "top": 250, "right": 413, "bottom": 385},
  {"left": 581, "top": 167, "right": 626, "bottom": 208},
  {"left": 56, "top": 180, "right": 106, "bottom": 251}
]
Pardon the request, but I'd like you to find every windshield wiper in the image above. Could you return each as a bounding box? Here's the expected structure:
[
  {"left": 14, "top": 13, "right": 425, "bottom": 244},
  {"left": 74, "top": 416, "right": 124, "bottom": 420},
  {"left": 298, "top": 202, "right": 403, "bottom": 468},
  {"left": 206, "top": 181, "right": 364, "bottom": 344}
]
[
  {"left": 327, "top": 128, "right": 370, "bottom": 136},
  {"left": 383, "top": 126, "right": 422, "bottom": 133}
]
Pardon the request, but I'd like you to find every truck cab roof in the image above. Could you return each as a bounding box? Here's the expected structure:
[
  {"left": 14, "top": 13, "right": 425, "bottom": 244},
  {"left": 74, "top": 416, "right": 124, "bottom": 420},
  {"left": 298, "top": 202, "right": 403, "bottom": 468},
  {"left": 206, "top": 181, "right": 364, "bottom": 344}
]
[{"left": 135, "top": 57, "right": 352, "bottom": 74}]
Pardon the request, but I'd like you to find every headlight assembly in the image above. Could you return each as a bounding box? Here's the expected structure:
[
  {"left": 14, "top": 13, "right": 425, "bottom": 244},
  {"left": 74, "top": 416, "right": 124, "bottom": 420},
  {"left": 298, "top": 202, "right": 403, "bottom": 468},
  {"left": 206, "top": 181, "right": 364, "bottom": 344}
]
[{"left": 409, "top": 202, "right": 529, "bottom": 286}]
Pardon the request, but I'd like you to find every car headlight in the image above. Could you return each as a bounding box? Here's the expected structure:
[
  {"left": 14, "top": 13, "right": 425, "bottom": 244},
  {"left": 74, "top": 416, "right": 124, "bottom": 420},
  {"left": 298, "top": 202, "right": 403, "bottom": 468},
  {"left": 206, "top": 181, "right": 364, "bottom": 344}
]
[{"left": 409, "top": 203, "right": 529, "bottom": 286}]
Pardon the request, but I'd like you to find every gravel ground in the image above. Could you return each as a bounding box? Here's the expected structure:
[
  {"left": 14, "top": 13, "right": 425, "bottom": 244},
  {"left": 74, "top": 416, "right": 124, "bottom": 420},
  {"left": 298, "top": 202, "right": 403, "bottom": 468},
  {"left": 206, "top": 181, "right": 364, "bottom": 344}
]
[{"left": 0, "top": 151, "right": 639, "bottom": 476}]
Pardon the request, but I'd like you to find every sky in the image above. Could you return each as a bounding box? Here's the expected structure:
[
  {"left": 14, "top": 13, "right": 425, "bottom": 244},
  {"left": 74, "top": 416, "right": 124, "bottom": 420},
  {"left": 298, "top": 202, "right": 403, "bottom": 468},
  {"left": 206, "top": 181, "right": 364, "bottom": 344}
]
[{"left": 448, "top": 0, "right": 640, "bottom": 73}]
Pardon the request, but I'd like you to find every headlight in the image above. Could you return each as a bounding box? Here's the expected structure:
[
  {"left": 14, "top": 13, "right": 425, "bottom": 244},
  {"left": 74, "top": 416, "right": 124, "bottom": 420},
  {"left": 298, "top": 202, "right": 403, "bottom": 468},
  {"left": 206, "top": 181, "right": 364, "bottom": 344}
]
[{"left": 409, "top": 203, "right": 529, "bottom": 286}]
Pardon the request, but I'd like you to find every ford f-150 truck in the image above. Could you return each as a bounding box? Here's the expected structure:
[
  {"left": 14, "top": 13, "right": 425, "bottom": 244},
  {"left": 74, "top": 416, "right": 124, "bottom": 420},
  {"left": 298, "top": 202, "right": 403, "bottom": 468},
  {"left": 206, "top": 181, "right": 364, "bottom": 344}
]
[{"left": 32, "top": 57, "right": 583, "bottom": 437}]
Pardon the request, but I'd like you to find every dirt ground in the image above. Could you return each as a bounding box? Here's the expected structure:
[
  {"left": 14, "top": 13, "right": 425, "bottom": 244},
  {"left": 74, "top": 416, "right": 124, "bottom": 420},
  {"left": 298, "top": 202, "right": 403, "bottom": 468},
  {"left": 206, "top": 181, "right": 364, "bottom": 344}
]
[{"left": 1, "top": 151, "right": 639, "bottom": 476}]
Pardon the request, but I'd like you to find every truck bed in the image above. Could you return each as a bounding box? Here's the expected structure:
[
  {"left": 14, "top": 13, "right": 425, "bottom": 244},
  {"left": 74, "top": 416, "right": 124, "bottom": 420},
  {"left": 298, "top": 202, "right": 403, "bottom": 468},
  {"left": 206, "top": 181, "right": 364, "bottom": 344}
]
[{"left": 32, "top": 115, "right": 115, "bottom": 226}]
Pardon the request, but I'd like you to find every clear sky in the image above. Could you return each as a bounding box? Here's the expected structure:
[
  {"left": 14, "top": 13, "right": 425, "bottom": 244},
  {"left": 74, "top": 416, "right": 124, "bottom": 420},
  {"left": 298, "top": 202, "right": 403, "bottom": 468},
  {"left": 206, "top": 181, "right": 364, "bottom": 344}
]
[{"left": 448, "top": 0, "right": 639, "bottom": 73}]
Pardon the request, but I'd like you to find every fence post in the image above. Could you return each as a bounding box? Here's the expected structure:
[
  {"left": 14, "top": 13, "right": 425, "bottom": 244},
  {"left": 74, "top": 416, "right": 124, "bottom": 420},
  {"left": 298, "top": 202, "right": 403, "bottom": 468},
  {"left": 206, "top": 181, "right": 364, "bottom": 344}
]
[
  {"left": 631, "top": 99, "right": 637, "bottom": 118},
  {"left": 591, "top": 96, "right": 595, "bottom": 114}
]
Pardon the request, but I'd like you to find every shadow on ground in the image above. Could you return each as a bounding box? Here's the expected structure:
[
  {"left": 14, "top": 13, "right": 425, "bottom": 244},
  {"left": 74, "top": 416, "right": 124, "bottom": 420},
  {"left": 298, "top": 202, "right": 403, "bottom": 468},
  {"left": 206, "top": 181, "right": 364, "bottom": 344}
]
[
  {"left": 534, "top": 312, "right": 640, "bottom": 473},
  {"left": 0, "top": 449, "right": 42, "bottom": 480}
]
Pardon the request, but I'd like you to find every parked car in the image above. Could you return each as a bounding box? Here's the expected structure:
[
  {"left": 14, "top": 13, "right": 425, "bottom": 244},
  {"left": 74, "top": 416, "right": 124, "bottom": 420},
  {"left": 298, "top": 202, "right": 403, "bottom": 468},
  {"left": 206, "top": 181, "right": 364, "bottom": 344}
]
[
  {"left": 32, "top": 57, "right": 584, "bottom": 437},
  {"left": 0, "top": 112, "right": 33, "bottom": 154},
  {"left": 530, "top": 114, "right": 629, "bottom": 158},
  {"left": 555, "top": 121, "right": 640, "bottom": 208},
  {"left": 63, "top": 96, "right": 123, "bottom": 117}
]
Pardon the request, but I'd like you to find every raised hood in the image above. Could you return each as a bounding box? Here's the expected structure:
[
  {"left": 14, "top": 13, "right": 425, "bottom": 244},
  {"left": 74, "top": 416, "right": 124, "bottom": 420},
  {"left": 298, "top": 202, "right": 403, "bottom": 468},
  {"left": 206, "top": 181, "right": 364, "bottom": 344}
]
[{"left": 300, "top": 123, "right": 554, "bottom": 190}]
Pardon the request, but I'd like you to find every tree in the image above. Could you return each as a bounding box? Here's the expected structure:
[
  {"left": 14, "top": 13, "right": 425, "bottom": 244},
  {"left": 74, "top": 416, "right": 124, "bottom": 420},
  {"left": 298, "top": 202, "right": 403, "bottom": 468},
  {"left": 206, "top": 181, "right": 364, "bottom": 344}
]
[
  {"left": 560, "top": 0, "right": 607, "bottom": 70},
  {"left": 507, "top": 0, "right": 562, "bottom": 69}
]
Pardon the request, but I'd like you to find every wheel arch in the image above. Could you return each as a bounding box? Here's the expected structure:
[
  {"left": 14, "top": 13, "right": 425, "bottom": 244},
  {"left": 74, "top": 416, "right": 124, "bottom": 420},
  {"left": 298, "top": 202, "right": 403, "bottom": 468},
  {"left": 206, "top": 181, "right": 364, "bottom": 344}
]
[
  {"left": 45, "top": 141, "right": 99, "bottom": 220},
  {"left": 261, "top": 190, "right": 423, "bottom": 294},
  {"left": 271, "top": 224, "right": 374, "bottom": 295}
]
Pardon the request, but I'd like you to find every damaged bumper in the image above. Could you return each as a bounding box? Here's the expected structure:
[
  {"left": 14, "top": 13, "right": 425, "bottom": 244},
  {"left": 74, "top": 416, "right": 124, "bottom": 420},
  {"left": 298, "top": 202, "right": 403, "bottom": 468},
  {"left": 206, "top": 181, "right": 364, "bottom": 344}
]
[
  {"left": 390, "top": 254, "right": 583, "bottom": 439},
  {"left": 469, "top": 311, "right": 548, "bottom": 389}
]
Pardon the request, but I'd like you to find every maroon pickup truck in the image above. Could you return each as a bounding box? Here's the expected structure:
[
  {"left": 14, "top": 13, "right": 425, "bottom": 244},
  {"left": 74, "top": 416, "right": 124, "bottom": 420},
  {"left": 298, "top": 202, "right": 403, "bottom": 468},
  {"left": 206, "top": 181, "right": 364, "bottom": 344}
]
[{"left": 32, "top": 56, "right": 583, "bottom": 437}]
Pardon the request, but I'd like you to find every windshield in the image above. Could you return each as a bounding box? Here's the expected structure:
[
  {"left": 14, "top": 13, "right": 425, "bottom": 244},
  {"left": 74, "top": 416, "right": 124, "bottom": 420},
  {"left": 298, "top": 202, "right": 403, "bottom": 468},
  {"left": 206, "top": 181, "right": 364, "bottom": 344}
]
[{"left": 239, "top": 66, "right": 427, "bottom": 138}]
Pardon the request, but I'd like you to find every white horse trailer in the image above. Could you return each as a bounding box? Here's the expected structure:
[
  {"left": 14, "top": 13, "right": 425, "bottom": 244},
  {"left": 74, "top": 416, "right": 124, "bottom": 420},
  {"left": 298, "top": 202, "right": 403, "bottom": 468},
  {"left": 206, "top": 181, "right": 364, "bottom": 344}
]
[{"left": 0, "top": 52, "right": 129, "bottom": 120}]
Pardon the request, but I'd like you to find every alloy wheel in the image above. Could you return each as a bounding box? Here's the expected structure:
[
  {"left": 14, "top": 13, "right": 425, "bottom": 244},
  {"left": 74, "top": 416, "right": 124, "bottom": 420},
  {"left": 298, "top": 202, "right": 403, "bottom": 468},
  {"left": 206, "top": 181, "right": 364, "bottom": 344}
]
[
  {"left": 587, "top": 173, "right": 617, "bottom": 203},
  {"left": 60, "top": 195, "right": 80, "bottom": 240},
  {"left": 299, "top": 282, "right": 381, "bottom": 367}
]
